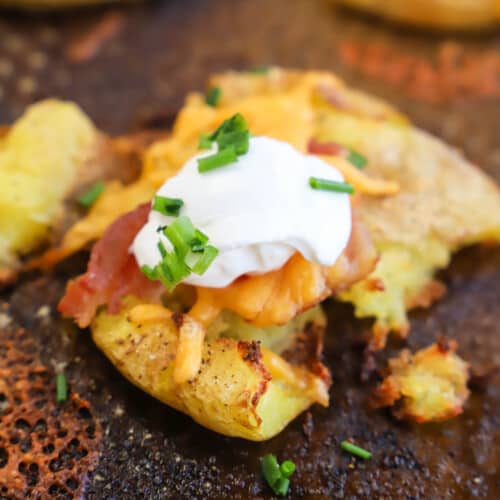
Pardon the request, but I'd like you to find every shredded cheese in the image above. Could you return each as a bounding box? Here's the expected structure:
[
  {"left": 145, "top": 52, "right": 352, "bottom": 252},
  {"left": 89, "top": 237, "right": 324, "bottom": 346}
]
[
  {"left": 127, "top": 304, "right": 172, "bottom": 324},
  {"left": 321, "top": 155, "right": 400, "bottom": 196},
  {"left": 173, "top": 317, "right": 205, "bottom": 384},
  {"left": 127, "top": 303, "right": 205, "bottom": 385}
]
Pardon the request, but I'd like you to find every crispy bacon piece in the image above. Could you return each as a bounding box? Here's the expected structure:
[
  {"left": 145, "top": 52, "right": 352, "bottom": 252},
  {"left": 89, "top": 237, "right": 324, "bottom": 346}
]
[
  {"left": 307, "top": 138, "right": 346, "bottom": 156},
  {"left": 60, "top": 203, "right": 376, "bottom": 331},
  {"left": 58, "top": 203, "right": 163, "bottom": 328}
]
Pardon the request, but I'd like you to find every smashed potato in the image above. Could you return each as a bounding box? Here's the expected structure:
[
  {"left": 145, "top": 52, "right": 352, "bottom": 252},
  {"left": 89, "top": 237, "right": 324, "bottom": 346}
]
[
  {"left": 51, "top": 68, "right": 499, "bottom": 439},
  {"left": 45, "top": 69, "right": 500, "bottom": 349},
  {"left": 337, "top": 0, "right": 500, "bottom": 30},
  {"left": 0, "top": 100, "right": 97, "bottom": 281},
  {"left": 93, "top": 298, "right": 330, "bottom": 441},
  {"left": 330, "top": 110, "right": 500, "bottom": 346},
  {"left": 371, "top": 339, "right": 470, "bottom": 422}
]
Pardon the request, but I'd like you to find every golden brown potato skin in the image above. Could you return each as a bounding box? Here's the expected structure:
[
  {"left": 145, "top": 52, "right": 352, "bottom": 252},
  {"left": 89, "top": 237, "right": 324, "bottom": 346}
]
[
  {"left": 92, "top": 298, "right": 330, "bottom": 441},
  {"left": 338, "top": 0, "right": 500, "bottom": 30}
]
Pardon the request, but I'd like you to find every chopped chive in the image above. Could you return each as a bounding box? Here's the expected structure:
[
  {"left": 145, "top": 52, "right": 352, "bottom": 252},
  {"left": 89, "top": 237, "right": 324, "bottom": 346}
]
[
  {"left": 156, "top": 225, "right": 167, "bottom": 233},
  {"left": 191, "top": 229, "right": 209, "bottom": 252},
  {"left": 217, "top": 129, "right": 250, "bottom": 155},
  {"left": 198, "top": 145, "right": 238, "bottom": 173},
  {"left": 248, "top": 65, "right": 270, "bottom": 74},
  {"left": 340, "top": 440, "right": 372, "bottom": 460},
  {"left": 140, "top": 264, "right": 157, "bottom": 280},
  {"left": 78, "top": 181, "right": 105, "bottom": 207},
  {"left": 309, "top": 176, "right": 354, "bottom": 194},
  {"left": 194, "top": 229, "right": 209, "bottom": 245},
  {"left": 274, "top": 477, "right": 290, "bottom": 496},
  {"left": 209, "top": 113, "right": 248, "bottom": 141},
  {"left": 192, "top": 245, "right": 218, "bottom": 275},
  {"left": 261, "top": 454, "right": 295, "bottom": 497},
  {"left": 152, "top": 195, "right": 184, "bottom": 216},
  {"left": 161, "top": 252, "right": 190, "bottom": 283},
  {"left": 163, "top": 216, "right": 197, "bottom": 258},
  {"left": 56, "top": 373, "right": 67, "bottom": 404},
  {"left": 205, "top": 86, "right": 222, "bottom": 107},
  {"left": 191, "top": 242, "right": 206, "bottom": 253},
  {"left": 262, "top": 455, "right": 282, "bottom": 491},
  {"left": 155, "top": 263, "right": 175, "bottom": 290},
  {"left": 280, "top": 460, "right": 296, "bottom": 478},
  {"left": 157, "top": 240, "right": 168, "bottom": 258},
  {"left": 141, "top": 215, "right": 219, "bottom": 290},
  {"left": 346, "top": 149, "right": 367, "bottom": 169},
  {"left": 199, "top": 133, "right": 212, "bottom": 150}
]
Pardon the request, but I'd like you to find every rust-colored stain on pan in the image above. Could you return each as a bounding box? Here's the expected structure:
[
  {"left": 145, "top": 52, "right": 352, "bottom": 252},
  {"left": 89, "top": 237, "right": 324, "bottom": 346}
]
[{"left": 0, "top": 308, "right": 101, "bottom": 499}]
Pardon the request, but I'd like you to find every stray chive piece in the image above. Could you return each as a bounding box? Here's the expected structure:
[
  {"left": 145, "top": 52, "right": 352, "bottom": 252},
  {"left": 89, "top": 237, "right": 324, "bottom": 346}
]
[
  {"left": 78, "top": 181, "right": 105, "bottom": 207},
  {"left": 340, "top": 440, "right": 372, "bottom": 460},
  {"left": 205, "top": 86, "right": 221, "bottom": 107},
  {"left": 347, "top": 149, "right": 367, "bottom": 169},
  {"left": 152, "top": 195, "right": 184, "bottom": 217},
  {"left": 261, "top": 454, "right": 296, "bottom": 497},
  {"left": 199, "top": 133, "right": 212, "bottom": 150},
  {"left": 280, "top": 460, "right": 296, "bottom": 478},
  {"left": 198, "top": 145, "right": 238, "bottom": 173},
  {"left": 56, "top": 373, "right": 68, "bottom": 404},
  {"left": 309, "top": 176, "right": 355, "bottom": 194}
]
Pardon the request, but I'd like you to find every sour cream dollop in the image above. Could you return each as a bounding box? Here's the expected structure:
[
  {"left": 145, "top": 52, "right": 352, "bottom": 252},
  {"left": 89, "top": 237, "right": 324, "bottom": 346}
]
[{"left": 131, "top": 136, "right": 352, "bottom": 288}]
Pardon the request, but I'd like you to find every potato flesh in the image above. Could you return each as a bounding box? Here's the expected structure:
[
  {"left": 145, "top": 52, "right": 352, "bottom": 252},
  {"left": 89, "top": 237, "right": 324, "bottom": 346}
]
[
  {"left": 206, "top": 306, "right": 325, "bottom": 353},
  {"left": 92, "top": 298, "right": 327, "bottom": 441},
  {"left": 0, "top": 100, "right": 96, "bottom": 268},
  {"left": 372, "top": 342, "right": 470, "bottom": 422},
  {"left": 318, "top": 108, "right": 500, "bottom": 339}
]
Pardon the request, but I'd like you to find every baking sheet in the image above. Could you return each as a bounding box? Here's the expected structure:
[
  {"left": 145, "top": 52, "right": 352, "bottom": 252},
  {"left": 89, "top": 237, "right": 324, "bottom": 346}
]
[{"left": 0, "top": 0, "right": 499, "bottom": 498}]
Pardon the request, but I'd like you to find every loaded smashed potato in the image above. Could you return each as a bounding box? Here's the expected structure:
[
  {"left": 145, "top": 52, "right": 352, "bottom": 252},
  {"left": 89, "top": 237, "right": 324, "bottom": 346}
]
[{"left": 21, "top": 69, "right": 500, "bottom": 439}]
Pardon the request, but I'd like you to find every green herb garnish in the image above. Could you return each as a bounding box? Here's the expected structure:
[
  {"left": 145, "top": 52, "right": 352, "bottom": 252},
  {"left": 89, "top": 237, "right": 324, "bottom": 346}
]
[
  {"left": 346, "top": 149, "right": 367, "bottom": 169},
  {"left": 56, "top": 373, "right": 68, "bottom": 404},
  {"left": 340, "top": 440, "right": 372, "bottom": 460},
  {"left": 309, "top": 176, "right": 354, "bottom": 194},
  {"left": 205, "top": 86, "right": 222, "bottom": 107},
  {"left": 152, "top": 195, "right": 184, "bottom": 217},
  {"left": 198, "top": 145, "right": 238, "bottom": 173},
  {"left": 78, "top": 182, "right": 105, "bottom": 207},
  {"left": 208, "top": 113, "right": 248, "bottom": 142},
  {"left": 140, "top": 216, "right": 218, "bottom": 291},
  {"left": 217, "top": 129, "right": 250, "bottom": 155},
  {"left": 191, "top": 245, "right": 218, "bottom": 275},
  {"left": 197, "top": 113, "right": 250, "bottom": 173},
  {"left": 198, "top": 132, "right": 212, "bottom": 150},
  {"left": 261, "top": 454, "right": 296, "bottom": 496}
]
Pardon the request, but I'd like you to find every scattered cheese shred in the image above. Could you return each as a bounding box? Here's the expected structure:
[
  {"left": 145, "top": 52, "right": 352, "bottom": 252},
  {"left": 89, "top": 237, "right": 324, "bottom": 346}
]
[{"left": 321, "top": 155, "right": 400, "bottom": 196}]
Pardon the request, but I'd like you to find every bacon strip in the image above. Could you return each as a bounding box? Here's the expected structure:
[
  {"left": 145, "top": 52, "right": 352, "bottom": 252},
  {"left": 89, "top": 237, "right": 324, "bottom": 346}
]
[
  {"left": 58, "top": 204, "right": 163, "bottom": 328},
  {"left": 307, "top": 138, "right": 346, "bottom": 156},
  {"left": 60, "top": 204, "right": 376, "bottom": 331}
]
